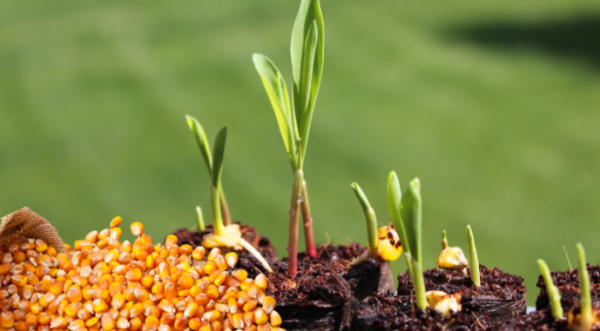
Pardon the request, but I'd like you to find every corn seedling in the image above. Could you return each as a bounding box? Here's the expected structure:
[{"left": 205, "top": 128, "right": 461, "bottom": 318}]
[
  {"left": 349, "top": 182, "right": 402, "bottom": 266},
  {"left": 436, "top": 231, "right": 468, "bottom": 276},
  {"left": 387, "top": 172, "right": 427, "bottom": 309},
  {"left": 186, "top": 115, "right": 231, "bottom": 226},
  {"left": 537, "top": 259, "right": 563, "bottom": 320},
  {"left": 253, "top": 0, "right": 324, "bottom": 261},
  {"left": 575, "top": 243, "right": 594, "bottom": 331},
  {"left": 199, "top": 127, "right": 273, "bottom": 272},
  {"left": 466, "top": 225, "right": 480, "bottom": 287}
]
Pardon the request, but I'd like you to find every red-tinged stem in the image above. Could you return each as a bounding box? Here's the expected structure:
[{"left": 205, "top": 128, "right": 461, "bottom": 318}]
[
  {"left": 300, "top": 181, "right": 317, "bottom": 257},
  {"left": 288, "top": 170, "right": 304, "bottom": 278}
]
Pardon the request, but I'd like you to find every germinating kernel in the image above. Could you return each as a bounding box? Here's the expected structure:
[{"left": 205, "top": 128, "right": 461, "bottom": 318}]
[{"left": 0, "top": 219, "right": 284, "bottom": 331}]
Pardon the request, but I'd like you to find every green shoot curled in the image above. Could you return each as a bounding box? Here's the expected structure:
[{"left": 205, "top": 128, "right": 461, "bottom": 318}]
[
  {"left": 578, "top": 243, "right": 592, "bottom": 331},
  {"left": 253, "top": 0, "right": 324, "bottom": 259},
  {"left": 287, "top": 170, "right": 305, "bottom": 277},
  {"left": 186, "top": 115, "right": 231, "bottom": 226},
  {"left": 195, "top": 206, "right": 205, "bottom": 232},
  {"left": 350, "top": 183, "right": 378, "bottom": 261},
  {"left": 537, "top": 259, "right": 563, "bottom": 320},
  {"left": 466, "top": 225, "right": 480, "bottom": 287}
]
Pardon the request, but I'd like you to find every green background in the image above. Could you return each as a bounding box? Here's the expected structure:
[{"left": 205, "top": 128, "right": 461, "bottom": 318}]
[{"left": 2, "top": 0, "right": 600, "bottom": 304}]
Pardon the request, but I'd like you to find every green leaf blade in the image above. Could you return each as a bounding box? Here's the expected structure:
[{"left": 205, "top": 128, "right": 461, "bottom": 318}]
[
  {"left": 252, "top": 54, "right": 297, "bottom": 169},
  {"left": 186, "top": 115, "right": 213, "bottom": 174},
  {"left": 400, "top": 178, "right": 422, "bottom": 266},
  {"left": 211, "top": 127, "right": 228, "bottom": 188},
  {"left": 387, "top": 171, "right": 410, "bottom": 255}
]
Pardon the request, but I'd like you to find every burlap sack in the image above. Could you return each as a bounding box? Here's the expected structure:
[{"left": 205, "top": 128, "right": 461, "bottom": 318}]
[{"left": 0, "top": 207, "right": 67, "bottom": 254}]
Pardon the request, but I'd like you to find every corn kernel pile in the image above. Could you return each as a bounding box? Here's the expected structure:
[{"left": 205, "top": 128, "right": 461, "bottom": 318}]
[{"left": 0, "top": 217, "right": 284, "bottom": 331}]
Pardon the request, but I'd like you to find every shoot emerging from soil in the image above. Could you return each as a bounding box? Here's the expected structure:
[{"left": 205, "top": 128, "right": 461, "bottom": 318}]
[
  {"left": 577, "top": 243, "right": 593, "bottom": 331},
  {"left": 253, "top": 0, "right": 324, "bottom": 259},
  {"left": 199, "top": 127, "right": 273, "bottom": 272},
  {"left": 349, "top": 182, "right": 402, "bottom": 265},
  {"left": 537, "top": 259, "right": 563, "bottom": 320},
  {"left": 186, "top": 115, "right": 231, "bottom": 226},
  {"left": 195, "top": 206, "right": 205, "bottom": 232},
  {"left": 436, "top": 231, "right": 468, "bottom": 276},
  {"left": 466, "top": 225, "right": 480, "bottom": 287}
]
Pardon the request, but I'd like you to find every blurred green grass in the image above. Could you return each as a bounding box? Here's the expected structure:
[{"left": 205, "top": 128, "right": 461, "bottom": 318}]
[{"left": 2, "top": 0, "right": 600, "bottom": 304}]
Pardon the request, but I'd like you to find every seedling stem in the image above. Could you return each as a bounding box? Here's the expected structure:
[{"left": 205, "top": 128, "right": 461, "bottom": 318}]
[
  {"left": 466, "top": 225, "right": 480, "bottom": 287},
  {"left": 195, "top": 206, "right": 205, "bottom": 232},
  {"left": 287, "top": 170, "right": 304, "bottom": 277},
  {"left": 300, "top": 181, "right": 317, "bottom": 257},
  {"left": 577, "top": 243, "right": 592, "bottom": 331},
  {"left": 537, "top": 259, "right": 563, "bottom": 320}
]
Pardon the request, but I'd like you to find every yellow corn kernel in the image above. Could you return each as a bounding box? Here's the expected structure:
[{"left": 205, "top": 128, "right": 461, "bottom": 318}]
[
  {"left": 240, "top": 278, "right": 253, "bottom": 292},
  {"left": 85, "top": 231, "right": 99, "bottom": 243},
  {"left": 270, "top": 310, "right": 282, "bottom": 327},
  {"left": 50, "top": 316, "right": 67, "bottom": 329},
  {"left": 262, "top": 296, "right": 276, "bottom": 314},
  {"left": 0, "top": 311, "right": 15, "bottom": 329},
  {"left": 30, "top": 303, "right": 43, "bottom": 315},
  {"left": 243, "top": 311, "right": 255, "bottom": 326},
  {"left": 224, "top": 252, "right": 238, "bottom": 268},
  {"left": 38, "top": 312, "right": 50, "bottom": 325},
  {"left": 207, "top": 248, "right": 220, "bottom": 261},
  {"left": 125, "top": 268, "right": 142, "bottom": 281},
  {"left": 101, "top": 314, "right": 115, "bottom": 331},
  {"left": 25, "top": 313, "right": 38, "bottom": 327},
  {"left": 204, "top": 263, "right": 216, "bottom": 275},
  {"left": 92, "top": 299, "right": 108, "bottom": 313},
  {"left": 65, "top": 302, "right": 80, "bottom": 318},
  {"left": 199, "top": 326, "right": 211, "bottom": 331},
  {"left": 35, "top": 239, "right": 48, "bottom": 253},
  {"left": 202, "top": 310, "right": 220, "bottom": 323},
  {"left": 129, "top": 317, "right": 142, "bottom": 331},
  {"left": 188, "top": 317, "right": 201, "bottom": 331},
  {"left": 111, "top": 293, "right": 125, "bottom": 310},
  {"left": 85, "top": 317, "right": 99, "bottom": 328},
  {"left": 39, "top": 293, "right": 55, "bottom": 308},
  {"left": 243, "top": 300, "right": 257, "bottom": 313},
  {"left": 191, "top": 247, "right": 205, "bottom": 261},
  {"left": 232, "top": 269, "right": 247, "bottom": 282},
  {"left": 110, "top": 228, "right": 122, "bottom": 240},
  {"left": 130, "top": 223, "right": 144, "bottom": 237},
  {"left": 255, "top": 274, "right": 268, "bottom": 290},
  {"left": 210, "top": 320, "right": 222, "bottom": 331},
  {"left": 254, "top": 308, "right": 268, "bottom": 325},
  {"left": 110, "top": 216, "right": 122, "bottom": 228}
]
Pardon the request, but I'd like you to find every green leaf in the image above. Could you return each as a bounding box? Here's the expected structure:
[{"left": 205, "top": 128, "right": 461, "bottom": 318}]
[
  {"left": 291, "top": 0, "right": 324, "bottom": 169},
  {"left": 351, "top": 183, "right": 378, "bottom": 256},
  {"left": 387, "top": 172, "right": 410, "bottom": 255},
  {"left": 252, "top": 54, "right": 297, "bottom": 169},
  {"left": 400, "top": 178, "right": 422, "bottom": 266},
  {"left": 186, "top": 115, "right": 213, "bottom": 174},
  {"left": 295, "top": 22, "right": 318, "bottom": 166},
  {"left": 211, "top": 127, "right": 227, "bottom": 188}
]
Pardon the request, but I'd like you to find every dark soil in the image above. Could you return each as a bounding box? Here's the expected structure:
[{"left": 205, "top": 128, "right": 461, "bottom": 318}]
[
  {"left": 351, "top": 295, "right": 493, "bottom": 331},
  {"left": 170, "top": 222, "right": 278, "bottom": 262},
  {"left": 294, "top": 243, "right": 395, "bottom": 299},
  {"left": 498, "top": 306, "right": 600, "bottom": 331},
  {"left": 397, "top": 265, "right": 527, "bottom": 324},
  {"left": 245, "top": 259, "right": 353, "bottom": 331},
  {"left": 536, "top": 264, "right": 600, "bottom": 310}
]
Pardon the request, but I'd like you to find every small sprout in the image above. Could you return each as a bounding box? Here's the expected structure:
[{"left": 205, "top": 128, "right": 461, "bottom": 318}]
[
  {"left": 537, "top": 259, "right": 563, "bottom": 320},
  {"left": 253, "top": 0, "right": 324, "bottom": 258},
  {"left": 195, "top": 206, "right": 205, "bottom": 232},
  {"left": 466, "top": 225, "right": 480, "bottom": 287},
  {"left": 349, "top": 182, "right": 402, "bottom": 266},
  {"left": 425, "top": 291, "right": 462, "bottom": 317},
  {"left": 442, "top": 230, "right": 448, "bottom": 249},
  {"left": 199, "top": 127, "right": 272, "bottom": 273},
  {"left": 398, "top": 178, "right": 427, "bottom": 310},
  {"left": 185, "top": 115, "right": 231, "bottom": 226},
  {"left": 437, "top": 246, "right": 468, "bottom": 276}
]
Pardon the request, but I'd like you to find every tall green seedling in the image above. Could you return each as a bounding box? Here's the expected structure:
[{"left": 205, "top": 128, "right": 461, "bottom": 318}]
[{"left": 254, "top": 0, "right": 324, "bottom": 276}]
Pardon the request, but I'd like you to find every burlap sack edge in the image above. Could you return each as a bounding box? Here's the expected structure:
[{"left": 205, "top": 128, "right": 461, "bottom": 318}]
[{"left": 0, "top": 207, "right": 67, "bottom": 254}]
